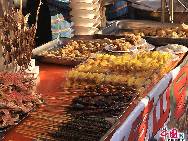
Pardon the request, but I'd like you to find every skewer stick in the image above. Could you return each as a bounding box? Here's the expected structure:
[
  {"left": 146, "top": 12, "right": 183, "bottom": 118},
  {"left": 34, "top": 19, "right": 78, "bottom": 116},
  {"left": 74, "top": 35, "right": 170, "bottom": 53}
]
[
  {"left": 34, "top": 0, "right": 42, "bottom": 36},
  {"left": 16, "top": 130, "right": 53, "bottom": 140},
  {"left": 20, "top": 0, "right": 22, "bottom": 13}
]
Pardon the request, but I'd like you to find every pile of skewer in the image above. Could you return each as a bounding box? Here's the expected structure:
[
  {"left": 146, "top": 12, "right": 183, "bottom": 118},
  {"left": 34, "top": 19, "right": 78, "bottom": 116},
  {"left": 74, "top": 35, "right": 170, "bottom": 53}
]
[{"left": 0, "top": 8, "right": 36, "bottom": 71}]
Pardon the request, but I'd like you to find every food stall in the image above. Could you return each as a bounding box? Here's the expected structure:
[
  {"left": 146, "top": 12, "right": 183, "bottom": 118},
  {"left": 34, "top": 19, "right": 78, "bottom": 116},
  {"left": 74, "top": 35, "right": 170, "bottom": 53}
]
[{"left": 0, "top": 0, "right": 187, "bottom": 141}]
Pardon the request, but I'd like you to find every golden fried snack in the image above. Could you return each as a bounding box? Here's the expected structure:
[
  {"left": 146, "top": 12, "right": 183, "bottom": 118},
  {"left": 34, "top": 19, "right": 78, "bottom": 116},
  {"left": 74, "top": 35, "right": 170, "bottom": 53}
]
[
  {"left": 41, "top": 35, "right": 143, "bottom": 59},
  {"left": 127, "top": 23, "right": 188, "bottom": 38},
  {"left": 68, "top": 51, "right": 173, "bottom": 89}
]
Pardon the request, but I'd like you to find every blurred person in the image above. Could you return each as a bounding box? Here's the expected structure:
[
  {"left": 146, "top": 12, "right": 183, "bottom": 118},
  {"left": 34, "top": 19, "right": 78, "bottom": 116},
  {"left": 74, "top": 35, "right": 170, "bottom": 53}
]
[
  {"left": 0, "top": 0, "right": 13, "bottom": 17},
  {"left": 13, "top": 0, "right": 52, "bottom": 47},
  {"left": 105, "top": 0, "right": 129, "bottom": 21}
]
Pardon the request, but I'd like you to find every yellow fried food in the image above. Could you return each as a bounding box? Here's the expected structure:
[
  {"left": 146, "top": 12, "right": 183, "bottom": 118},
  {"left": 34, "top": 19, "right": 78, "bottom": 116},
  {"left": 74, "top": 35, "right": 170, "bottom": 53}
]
[{"left": 68, "top": 51, "right": 173, "bottom": 89}]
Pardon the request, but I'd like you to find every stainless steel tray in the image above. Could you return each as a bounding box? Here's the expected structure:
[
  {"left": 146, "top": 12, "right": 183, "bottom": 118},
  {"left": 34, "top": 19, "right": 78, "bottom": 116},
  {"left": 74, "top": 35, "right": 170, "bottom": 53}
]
[
  {"left": 98, "top": 20, "right": 188, "bottom": 46},
  {"left": 98, "top": 20, "right": 179, "bottom": 35},
  {"left": 33, "top": 38, "right": 86, "bottom": 66},
  {"left": 33, "top": 35, "right": 132, "bottom": 66}
]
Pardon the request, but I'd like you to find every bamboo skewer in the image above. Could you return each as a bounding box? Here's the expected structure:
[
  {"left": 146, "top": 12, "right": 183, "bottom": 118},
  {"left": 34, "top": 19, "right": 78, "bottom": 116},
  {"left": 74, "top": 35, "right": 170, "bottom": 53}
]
[
  {"left": 20, "top": 120, "right": 60, "bottom": 127},
  {"left": 30, "top": 115, "right": 72, "bottom": 122},
  {"left": 20, "top": 0, "right": 22, "bottom": 13},
  {"left": 16, "top": 126, "right": 57, "bottom": 133},
  {"left": 18, "top": 134, "right": 55, "bottom": 141},
  {"left": 19, "top": 123, "right": 59, "bottom": 130},
  {"left": 16, "top": 130, "right": 53, "bottom": 140}
]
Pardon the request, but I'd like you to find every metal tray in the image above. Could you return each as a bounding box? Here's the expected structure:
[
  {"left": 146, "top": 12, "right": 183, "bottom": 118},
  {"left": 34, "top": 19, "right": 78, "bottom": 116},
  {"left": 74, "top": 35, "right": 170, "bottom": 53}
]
[
  {"left": 98, "top": 20, "right": 188, "bottom": 46},
  {"left": 33, "top": 35, "right": 130, "bottom": 66},
  {"left": 36, "top": 55, "right": 84, "bottom": 66},
  {"left": 97, "top": 20, "right": 179, "bottom": 35},
  {"left": 144, "top": 36, "right": 188, "bottom": 46},
  {"left": 33, "top": 39, "right": 84, "bottom": 66}
]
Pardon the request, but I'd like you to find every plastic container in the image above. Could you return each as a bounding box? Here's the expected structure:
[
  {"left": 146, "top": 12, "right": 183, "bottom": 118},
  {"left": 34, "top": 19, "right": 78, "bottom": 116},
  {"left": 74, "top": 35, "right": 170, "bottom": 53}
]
[
  {"left": 73, "top": 26, "right": 98, "bottom": 35},
  {"left": 70, "top": 8, "right": 100, "bottom": 19},
  {"left": 71, "top": 15, "right": 101, "bottom": 27},
  {"left": 70, "top": 1, "right": 100, "bottom": 10}
]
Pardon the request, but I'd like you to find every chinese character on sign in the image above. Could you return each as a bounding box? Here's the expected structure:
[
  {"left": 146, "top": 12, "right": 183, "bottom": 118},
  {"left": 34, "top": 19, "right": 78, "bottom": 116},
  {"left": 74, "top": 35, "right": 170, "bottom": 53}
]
[
  {"left": 160, "top": 127, "right": 169, "bottom": 138},
  {"left": 160, "top": 127, "right": 185, "bottom": 141},
  {"left": 170, "top": 128, "right": 178, "bottom": 139}
]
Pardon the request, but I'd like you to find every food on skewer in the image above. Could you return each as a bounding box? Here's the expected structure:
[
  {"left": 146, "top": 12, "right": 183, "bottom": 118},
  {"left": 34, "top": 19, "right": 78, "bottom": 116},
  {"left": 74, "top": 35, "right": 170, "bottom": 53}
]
[
  {"left": 133, "top": 23, "right": 188, "bottom": 38},
  {"left": 67, "top": 84, "right": 138, "bottom": 117},
  {"left": 0, "top": 72, "right": 42, "bottom": 128},
  {"left": 40, "top": 34, "right": 143, "bottom": 60},
  {"left": 0, "top": 9, "right": 36, "bottom": 71}
]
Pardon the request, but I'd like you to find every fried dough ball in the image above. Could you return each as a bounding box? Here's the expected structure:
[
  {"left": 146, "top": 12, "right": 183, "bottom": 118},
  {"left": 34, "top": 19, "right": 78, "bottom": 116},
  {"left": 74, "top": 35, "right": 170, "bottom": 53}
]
[{"left": 156, "top": 29, "right": 166, "bottom": 37}]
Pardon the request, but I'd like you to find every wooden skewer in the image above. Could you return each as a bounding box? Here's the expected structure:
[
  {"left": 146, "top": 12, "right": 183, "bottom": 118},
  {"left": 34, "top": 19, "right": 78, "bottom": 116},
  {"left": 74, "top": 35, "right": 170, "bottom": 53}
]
[
  {"left": 17, "top": 123, "right": 58, "bottom": 130},
  {"left": 18, "top": 134, "right": 55, "bottom": 141},
  {"left": 21, "top": 120, "right": 61, "bottom": 126},
  {"left": 20, "top": 119, "right": 71, "bottom": 127},
  {"left": 16, "top": 126, "right": 51, "bottom": 132},
  {"left": 16, "top": 130, "right": 53, "bottom": 140},
  {"left": 20, "top": 0, "right": 22, "bottom": 13},
  {"left": 30, "top": 112, "right": 70, "bottom": 119},
  {"left": 20, "top": 122, "right": 59, "bottom": 128},
  {"left": 31, "top": 111, "right": 72, "bottom": 117},
  {"left": 29, "top": 115, "right": 71, "bottom": 122},
  {"left": 20, "top": 124, "right": 59, "bottom": 130},
  {"left": 30, "top": 112, "right": 71, "bottom": 119},
  {"left": 16, "top": 126, "right": 57, "bottom": 133}
]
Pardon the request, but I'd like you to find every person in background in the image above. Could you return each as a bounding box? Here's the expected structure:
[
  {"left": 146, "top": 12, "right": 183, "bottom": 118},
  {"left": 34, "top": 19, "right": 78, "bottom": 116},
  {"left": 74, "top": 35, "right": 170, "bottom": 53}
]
[
  {"left": 0, "top": 0, "right": 13, "bottom": 17},
  {"left": 105, "top": 0, "right": 130, "bottom": 21},
  {"left": 13, "top": 0, "right": 52, "bottom": 47}
]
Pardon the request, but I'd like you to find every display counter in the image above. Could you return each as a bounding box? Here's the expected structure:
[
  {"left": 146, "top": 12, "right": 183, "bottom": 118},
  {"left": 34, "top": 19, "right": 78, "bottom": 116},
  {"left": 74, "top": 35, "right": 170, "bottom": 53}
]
[
  {"left": 2, "top": 58, "right": 188, "bottom": 141},
  {"left": 2, "top": 24, "right": 188, "bottom": 141}
]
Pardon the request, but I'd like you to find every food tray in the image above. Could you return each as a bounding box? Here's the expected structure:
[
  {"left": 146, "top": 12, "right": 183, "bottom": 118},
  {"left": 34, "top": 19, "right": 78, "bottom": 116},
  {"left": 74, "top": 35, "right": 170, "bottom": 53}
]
[
  {"left": 33, "top": 39, "right": 84, "bottom": 66},
  {"left": 36, "top": 55, "right": 85, "bottom": 66},
  {"left": 98, "top": 20, "right": 188, "bottom": 46},
  {"left": 34, "top": 35, "right": 132, "bottom": 66},
  {"left": 144, "top": 36, "right": 188, "bottom": 46},
  {"left": 97, "top": 20, "right": 179, "bottom": 35},
  {"left": 104, "top": 38, "right": 155, "bottom": 53}
]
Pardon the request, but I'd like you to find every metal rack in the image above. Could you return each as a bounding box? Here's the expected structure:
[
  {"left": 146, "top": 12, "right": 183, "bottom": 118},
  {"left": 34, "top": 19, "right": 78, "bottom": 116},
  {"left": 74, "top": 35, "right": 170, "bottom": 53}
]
[{"left": 161, "top": 0, "right": 188, "bottom": 23}]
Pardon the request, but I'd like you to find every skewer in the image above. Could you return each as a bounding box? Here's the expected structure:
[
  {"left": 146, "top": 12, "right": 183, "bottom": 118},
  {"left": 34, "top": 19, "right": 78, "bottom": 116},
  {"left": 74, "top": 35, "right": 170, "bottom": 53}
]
[
  {"left": 19, "top": 124, "right": 59, "bottom": 130},
  {"left": 31, "top": 109, "right": 68, "bottom": 114},
  {"left": 20, "top": 121, "right": 60, "bottom": 127},
  {"left": 29, "top": 116, "right": 70, "bottom": 122},
  {"left": 30, "top": 113, "right": 71, "bottom": 120},
  {"left": 30, "top": 114, "right": 72, "bottom": 121},
  {"left": 16, "top": 130, "right": 53, "bottom": 140},
  {"left": 16, "top": 125, "right": 57, "bottom": 132},
  {"left": 31, "top": 111, "right": 71, "bottom": 117},
  {"left": 20, "top": 0, "right": 22, "bottom": 14},
  {"left": 22, "top": 118, "right": 71, "bottom": 125},
  {"left": 17, "top": 134, "right": 55, "bottom": 141}
]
